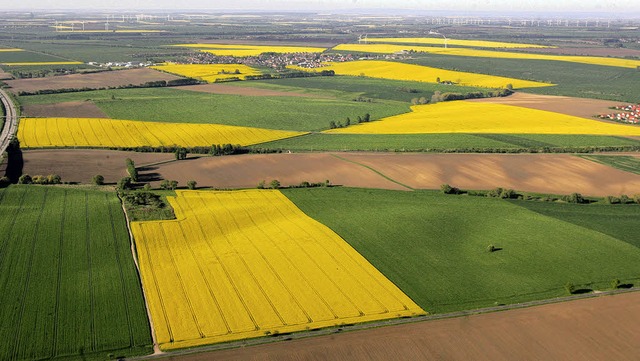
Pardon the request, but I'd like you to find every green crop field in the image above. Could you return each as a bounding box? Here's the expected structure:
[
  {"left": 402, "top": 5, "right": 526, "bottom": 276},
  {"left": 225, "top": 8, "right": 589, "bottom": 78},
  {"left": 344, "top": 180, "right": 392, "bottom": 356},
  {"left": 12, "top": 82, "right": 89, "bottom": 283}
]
[
  {"left": 244, "top": 75, "right": 490, "bottom": 102},
  {"left": 579, "top": 154, "right": 640, "bottom": 175},
  {"left": 518, "top": 201, "right": 640, "bottom": 249},
  {"left": 258, "top": 133, "right": 640, "bottom": 151},
  {"left": 0, "top": 50, "right": 72, "bottom": 63},
  {"left": 403, "top": 54, "right": 640, "bottom": 103},
  {"left": 283, "top": 187, "right": 640, "bottom": 313},
  {"left": 18, "top": 87, "right": 409, "bottom": 131},
  {"left": 0, "top": 186, "right": 152, "bottom": 361}
]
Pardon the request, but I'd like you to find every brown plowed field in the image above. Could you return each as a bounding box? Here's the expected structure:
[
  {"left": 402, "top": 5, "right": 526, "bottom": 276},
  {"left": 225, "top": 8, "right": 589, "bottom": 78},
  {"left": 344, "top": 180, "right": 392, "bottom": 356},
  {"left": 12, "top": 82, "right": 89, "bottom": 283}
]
[
  {"left": 20, "top": 150, "right": 640, "bottom": 196},
  {"left": 21, "top": 149, "right": 173, "bottom": 184},
  {"left": 4, "top": 68, "right": 182, "bottom": 93},
  {"left": 0, "top": 70, "right": 12, "bottom": 80},
  {"left": 174, "top": 83, "right": 330, "bottom": 98},
  {"left": 467, "top": 92, "right": 621, "bottom": 119},
  {"left": 339, "top": 153, "right": 640, "bottom": 196},
  {"left": 173, "top": 291, "right": 640, "bottom": 361},
  {"left": 149, "top": 153, "right": 408, "bottom": 190},
  {"left": 23, "top": 101, "right": 109, "bottom": 118}
]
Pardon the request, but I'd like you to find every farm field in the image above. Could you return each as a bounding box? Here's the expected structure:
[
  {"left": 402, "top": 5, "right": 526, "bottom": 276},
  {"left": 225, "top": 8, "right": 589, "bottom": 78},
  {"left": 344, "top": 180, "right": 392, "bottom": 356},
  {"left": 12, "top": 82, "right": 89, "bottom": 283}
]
[
  {"left": 22, "top": 149, "right": 174, "bottom": 184},
  {"left": 467, "top": 92, "right": 622, "bottom": 120},
  {"left": 366, "top": 37, "right": 554, "bottom": 48},
  {"left": 326, "top": 102, "right": 640, "bottom": 136},
  {"left": 131, "top": 190, "right": 425, "bottom": 350},
  {"left": 17, "top": 117, "right": 304, "bottom": 148},
  {"left": 291, "top": 60, "right": 552, "bottom": 89},
  {"left": 259, "top": 133, "right": 640, "bottom": 152},
  {"left": 171, "top": 43, "right": 326, "bottom": 56},
  {"left": 17, "top": 87, "right": 409, "bottom": 131},
  {"left": 22, "top": 101, "right": 109, "bottom": 118},
  {"left": 4, "top": 68, "right": 182, "bottom": 93},
  {"left": 151, "top": 63, "right": 262, "bottom": 83},
  {"left": 333, "top": 43, "right": 640, "bottom": 69},
  {"left": 140, "top": 152, "right": 640, "bottom": 196},
  {"left": 579, "top": 154, "right": 640, "bottom": 175},
  {"left": 0, "top": 186, "right": 152, "bottom": 360},
  {"left": 173, "top": 83, "right": 332, "bottom": 98},
  {"left": 0, "top": 49, "right": 75, "bottom": 64},
  {"left": 405, "top": 55, "right": 640, "bottom": 103},
  {"left": 244, "top": 75, "right": 495, "bottom": 102},
  {"left": 171, "top": 291, "right": 640, "bottom": 361},
  {"left": 283, "top": 187, "right": 640, "bottom": 313}
]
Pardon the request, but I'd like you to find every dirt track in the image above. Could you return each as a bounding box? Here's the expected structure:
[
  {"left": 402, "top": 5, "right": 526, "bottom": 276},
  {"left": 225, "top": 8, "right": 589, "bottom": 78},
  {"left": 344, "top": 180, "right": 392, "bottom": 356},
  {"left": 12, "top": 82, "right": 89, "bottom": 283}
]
[
  {"left": 162, "top": 291, "right": 640, "bottom": 361},
  {"left": 21, "top": 150, "right": 640, "bottom": 196},
  {"left": 4, "top": 68, "right": 182, "bottom": 93},
  {"left": 23, "top": 101, "right": 109, "bottom": 118},
  {"left": 468, "top": 92, "right": 621, "bottom": 119}
]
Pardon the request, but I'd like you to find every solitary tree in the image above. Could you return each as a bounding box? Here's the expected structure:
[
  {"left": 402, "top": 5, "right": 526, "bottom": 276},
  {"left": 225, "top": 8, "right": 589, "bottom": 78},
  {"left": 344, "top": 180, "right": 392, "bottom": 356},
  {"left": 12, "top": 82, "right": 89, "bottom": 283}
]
[
  {"left": 92, "top": 174, "right": 105, "bottom": 186},
  {"left": 187, "top": 180, "right": 197, "bottom": 190},
  {"left": 175, "top": 147, "right": 188, "bottom": 160},
  {"left": 270, "top": 179, "right": 281, "bottom": 189}
]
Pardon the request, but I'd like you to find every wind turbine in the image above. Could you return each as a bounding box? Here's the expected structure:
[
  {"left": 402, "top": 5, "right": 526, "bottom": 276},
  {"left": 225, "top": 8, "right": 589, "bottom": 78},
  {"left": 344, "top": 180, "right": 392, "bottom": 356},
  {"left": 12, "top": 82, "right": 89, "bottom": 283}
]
[
  {"left": 428, "top": 30, "right": 448, "bottom": 48},
  {"left": 358, "top": 34, "right": 368, "bottom": 44}
]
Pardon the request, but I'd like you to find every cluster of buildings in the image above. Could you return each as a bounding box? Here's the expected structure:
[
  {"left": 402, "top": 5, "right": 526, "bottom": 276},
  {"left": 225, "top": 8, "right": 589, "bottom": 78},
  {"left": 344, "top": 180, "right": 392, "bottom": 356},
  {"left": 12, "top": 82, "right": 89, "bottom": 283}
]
[
  {"left": 598, "top": 104, "right": 640, "bottom": 124},
  {"left": 180, "top": 51, "right": 358, "bottom": 69}
]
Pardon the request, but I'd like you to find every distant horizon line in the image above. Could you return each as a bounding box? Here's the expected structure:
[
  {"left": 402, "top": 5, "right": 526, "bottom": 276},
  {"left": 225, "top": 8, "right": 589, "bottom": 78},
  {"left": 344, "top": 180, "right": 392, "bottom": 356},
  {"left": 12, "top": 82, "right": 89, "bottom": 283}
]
[{"left": 3, "top": 8, "right": 640, "bottom": 17}]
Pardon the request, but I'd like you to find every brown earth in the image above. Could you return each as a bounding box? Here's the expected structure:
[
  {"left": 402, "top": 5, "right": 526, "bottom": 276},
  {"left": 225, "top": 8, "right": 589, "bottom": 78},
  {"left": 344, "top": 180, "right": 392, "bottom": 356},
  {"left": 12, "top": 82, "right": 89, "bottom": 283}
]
[
  {"left": 168, "top": 291, "right": 640, "bottom": 361},
  {"left": 174, "top": 83, "right": 331, "bottom": 98},
  {"left": 148, "top": 153, "right": 408, "bottom": 190},
  {"left": 339, "top": 152, "right": 640, "bottom": 196},
  {"left": 520, "top": 46, "right": 640, "bottom": 58},
  {"left": 0, "top": 70, "right": 12, "bottom": 80},
  {"left": 21, "top": 149, "right": 174, "bottom": 184},
  {"left": 22, "top": 101, "right": 109, "bottom": 118},
  {"left": 20, "top": 150, "right": 640, "bottom": 196},
  {"left": 467, "top": 92, "right": 621, "bottom": 119},
  {"left": 4, "top": 68, "right": 182, "bottom": 93}
]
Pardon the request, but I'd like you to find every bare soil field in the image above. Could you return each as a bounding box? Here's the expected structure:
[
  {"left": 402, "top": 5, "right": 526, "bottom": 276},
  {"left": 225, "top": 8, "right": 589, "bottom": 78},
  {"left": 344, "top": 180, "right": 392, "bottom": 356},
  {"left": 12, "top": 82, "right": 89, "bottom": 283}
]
[
  {"left": 174, "top": 83, "right": 329, "bottom": 98},
  {"left": 0, "top": 70, "right": 12, "bottom": 80},
  {"left": 21, "top": 149, "right": 174, "bottom": 184},
  {"left": 171, "top": 291, "right": 640, "bottom": 361},
  {"left": 148, "top": 152, "right": 640, "bottom": 196},
  {"left": 147, "top": 153, "right": 408, "bottom": 190},
  {"left": 22, "top": 100, "right": 109, "bottom": 118},
  {"left": 4, "top": 68, "right": 182, "bottom": 93},
  {"left": 467, "top": 92, "right": 621, "bottom": 119},
  {"left": 20, "top": 151, "right": 640, "bottom": 196},
  {"left": 339, "top": 152, "right": 640, "bottom": 196},
  {"left": 521, "top": 46, "right": 640, "bottom": 58}
]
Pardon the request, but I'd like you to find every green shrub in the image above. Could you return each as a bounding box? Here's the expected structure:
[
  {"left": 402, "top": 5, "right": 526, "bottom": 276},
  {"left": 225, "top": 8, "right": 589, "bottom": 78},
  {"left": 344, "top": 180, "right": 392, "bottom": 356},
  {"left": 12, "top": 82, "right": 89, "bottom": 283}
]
[{"left": 92, "top": 174, "right": 105, "bottom": 186}]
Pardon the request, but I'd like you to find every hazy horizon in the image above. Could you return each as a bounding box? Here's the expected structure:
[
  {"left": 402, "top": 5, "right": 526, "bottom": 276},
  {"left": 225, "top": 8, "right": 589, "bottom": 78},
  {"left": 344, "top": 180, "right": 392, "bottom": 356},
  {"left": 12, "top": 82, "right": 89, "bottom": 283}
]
[{"left": 5, "top": 0, "right": 640, "bottom": 15}]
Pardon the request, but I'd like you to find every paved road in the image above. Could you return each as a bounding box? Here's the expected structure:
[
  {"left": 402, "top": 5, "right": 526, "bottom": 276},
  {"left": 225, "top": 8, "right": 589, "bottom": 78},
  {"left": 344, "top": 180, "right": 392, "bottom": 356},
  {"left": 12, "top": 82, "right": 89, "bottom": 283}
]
[{"left": 0, "top": 88, "right": 18, "bottom": 156}]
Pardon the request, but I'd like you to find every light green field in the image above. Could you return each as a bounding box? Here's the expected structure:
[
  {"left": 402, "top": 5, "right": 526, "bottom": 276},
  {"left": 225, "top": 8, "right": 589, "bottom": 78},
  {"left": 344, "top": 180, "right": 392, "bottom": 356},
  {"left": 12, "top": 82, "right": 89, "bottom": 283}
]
[
  {"left": 18, "top": 87, "right": 409, "bottom": 132},
  {"left": 0, "top": 186, "right": 152, "bottom": 361},
  {"left": 283, "top": 188, "right": 640, "bottom": 313}
]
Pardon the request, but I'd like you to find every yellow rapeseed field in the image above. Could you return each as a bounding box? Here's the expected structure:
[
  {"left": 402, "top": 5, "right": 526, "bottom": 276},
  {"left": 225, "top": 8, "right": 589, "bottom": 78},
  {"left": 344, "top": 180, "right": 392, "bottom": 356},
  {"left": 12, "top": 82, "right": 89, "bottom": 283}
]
[
  {"left": 0, "top": 48, "right": 24, "bottom": 52},
  {"left": 289, "top": 60, "right": 552, "bottom": 89},
  {"left": 132, "top": 190, "right": 425, "bottom": 350},
  {"left": 333, "top": 44, "right": 640, "bottom": 69},
  {"left": 172, "top": 43, "right": 326, "bottom": 56},
  {"left": 151, "top": 63, "right": 262, "bottom": 83},
  {"left": 17, "top": 117, "right": 304, "bottom": 148},
  {"left": 367, "top": 37, "right": 553, "bottom": 48},
  {"left": 0, "top": 62, "right": 84, "bottom": 66},
  {"left": 325, "top": 102, "right": 640, "bottom": 135}
]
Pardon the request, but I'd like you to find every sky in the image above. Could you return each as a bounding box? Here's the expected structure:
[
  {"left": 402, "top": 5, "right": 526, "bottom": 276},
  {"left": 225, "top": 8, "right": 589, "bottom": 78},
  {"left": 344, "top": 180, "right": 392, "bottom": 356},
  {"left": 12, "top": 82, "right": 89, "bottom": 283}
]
[{"left": 7, "top": 0, "right": 640, "bottom": 13}]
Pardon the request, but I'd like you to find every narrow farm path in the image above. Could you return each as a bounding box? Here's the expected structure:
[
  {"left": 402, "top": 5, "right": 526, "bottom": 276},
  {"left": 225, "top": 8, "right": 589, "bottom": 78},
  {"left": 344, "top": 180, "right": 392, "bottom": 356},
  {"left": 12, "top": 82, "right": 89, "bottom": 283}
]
[
  {"left": 329, "top": 153, "right": 414, "bottom": 190},
  {"left": 119, "top": 195, "right": 164, "bottom": 356},
  {"left": 0, "top": 88, "right": 18, "bottom": 155}
]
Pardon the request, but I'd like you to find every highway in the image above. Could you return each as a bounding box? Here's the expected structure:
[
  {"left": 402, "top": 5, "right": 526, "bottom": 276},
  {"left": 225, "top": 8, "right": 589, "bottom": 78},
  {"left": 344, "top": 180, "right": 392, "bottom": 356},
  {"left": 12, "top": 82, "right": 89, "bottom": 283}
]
[{"left": 0, "top": 88, "right": 18, "bottom": 156}]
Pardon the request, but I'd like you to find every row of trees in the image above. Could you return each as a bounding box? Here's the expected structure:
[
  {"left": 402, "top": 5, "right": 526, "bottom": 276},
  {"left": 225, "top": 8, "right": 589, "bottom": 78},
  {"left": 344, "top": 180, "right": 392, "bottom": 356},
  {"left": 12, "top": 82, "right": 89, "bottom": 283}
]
[
  {"left": 16, "top": 78, "right": 201, "bottom": 96},
  {"left": 257, "top": 179, "right": 331, "bottom": 189},
  {"left": 16, "top": 174, "right": 62, "bottom": 185},
  {"left": 329, "top": 113, "right": 371, "bottom": 129}
]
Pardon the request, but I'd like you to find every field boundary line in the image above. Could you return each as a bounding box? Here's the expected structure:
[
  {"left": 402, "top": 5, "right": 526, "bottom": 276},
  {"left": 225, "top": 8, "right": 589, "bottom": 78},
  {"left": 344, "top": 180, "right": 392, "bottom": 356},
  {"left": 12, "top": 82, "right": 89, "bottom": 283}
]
[
  {"left": 128, "top": 287, "right": 640, "bottom": 361},
  {"left": 118, "top": 194, "right": 164, "bottom": 356},
  {"left": 329, "top": 153, "right": 414, "bottom": 190}
]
